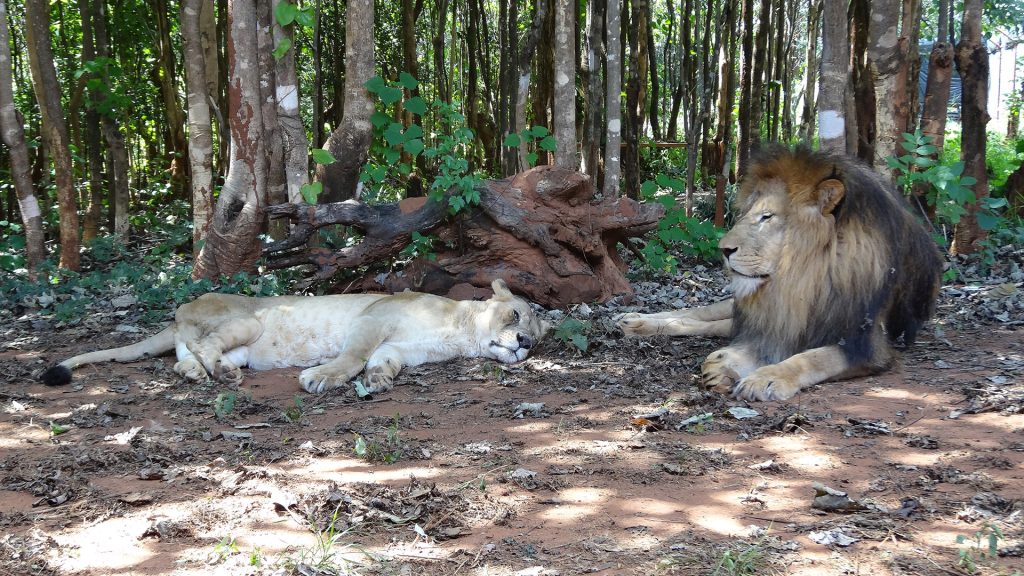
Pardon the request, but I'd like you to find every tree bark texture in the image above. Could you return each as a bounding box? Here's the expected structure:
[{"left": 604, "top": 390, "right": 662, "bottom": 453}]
[
  {"left": 90, "top": 0, "right": 130, "bottom": 235},
  {"left": 25, "top": 0, "right": 80, "bottom": 271},
  {"left": 273, "top": 1, "right": 310, "bottom": 208},
  {"left": 77, "top": 0, "right": 104, "bottom": 243},
  {"left": 514, "top": 0, "right": 547, "bottom": 173},
  {"left": 193, "top": 0, "right": 267, "bottom": 278},
  {"left": 952, "top": 0, "right": 989, "bottom": 255},
  {"left": 582, "top": 0, "right": 605, "bottom": 183},
  {"left": 817, "top": 0, "right": 847, "bottom": 152},
  {"left": 553, "top": 0, "right": 578, "bottom": 169},
  {"left": 263, "top": 166, "right": 664, "bottom": 308},
  {"left": 603, "top": 0, "right": 622, "bottom": 197},
  {"left": 866, "top": 0, "right": 910, "bottom": 177},
  {"left": 318, "top": 0, "right": 374, "bottom": 202},
  {"left": 0, "top": 0, "right": 45, "bottom": 273},
  {"left": 154, "top": 0, "right": 190, "bottom": 184},
  {"left": 800, "top": 0, "right": 821, "bottom": 142},
  {"left": 182, "top": 0, "right": 216, "bottom": 256}
]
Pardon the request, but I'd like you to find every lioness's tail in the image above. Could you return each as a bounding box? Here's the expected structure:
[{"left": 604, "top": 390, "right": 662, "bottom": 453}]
[{"left": 39, "top": 326, "right": 177, "bottom": 386}]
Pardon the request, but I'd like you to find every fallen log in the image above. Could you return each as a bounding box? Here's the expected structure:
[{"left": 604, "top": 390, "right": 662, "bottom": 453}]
[{"left": 264, "top": 165, "right": 664, "bottom": 308}]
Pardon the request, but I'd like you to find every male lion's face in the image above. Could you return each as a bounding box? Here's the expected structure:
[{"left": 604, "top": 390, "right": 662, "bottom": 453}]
[
  {"left": 478, "top": 280, "right": 550, "bottom": 363},
  {"left": 719, "top": 179, "right": 790, "bottom": 300}
]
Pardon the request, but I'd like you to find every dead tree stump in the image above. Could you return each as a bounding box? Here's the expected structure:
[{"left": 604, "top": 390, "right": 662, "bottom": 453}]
[{"left": 264, "top": 165, "right": 663, "bottom": 308}]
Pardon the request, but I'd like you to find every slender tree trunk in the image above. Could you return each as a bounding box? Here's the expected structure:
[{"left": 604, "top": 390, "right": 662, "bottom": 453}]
[
  {"left": 318, "top": 0, "right": 374, "bottom": 202},
  {"left": 514, "top": 0, "right": 547, "bottom": 172},
  {"left": 623, "top": 0, "right": 641, "bottom": 198},
  {"left": 532, "top": 2, "right": 555, "bottom": 166},
  {"left": 553, "top": 0, "right": 577, "bottom": 168},
  {"left": 801, "top": 0, "right": 821, "bottom": 142},
  {"left": 645, "top": 0, "right": 659, "bottom": 140},
  {"left": 77, "top": 0, "right": 104, "bottom": 243},
  {"left": 817, "top": 0, "right": 847, "bottom": 151},
  {"left": 0, "top": 0, "right": 45, "bottom": 274},
  {"left": 194, "top": 0, "right": 268, "bottom": 278},
  {"left": 714, "top": 0, "right": 737, "bottom": 226},
  {"left": 255, "top": 0, "right": 286, "bottom": 240},
  {"left": 273, "top": 0, "right": 309, "bottom": 208},
  {"left": 91, "top": 1, "right": 129, "bottom": 235},
  {"left": 433, "top": 0, "right": 451, "bottom": 104},
  {"left": 736, "top": 0, "right": 754, "bottom": 170},
  {"left": 952, "top": 0, "right": 989, "bottom": 254},
  {"left": 25, "top": 0, "right": 80, "bottom": 271},
  {"left": 604, "top": 0, "right": 622, "bottom": 197},
  {"left": 154, "top": 0, "right": 189, "bottom": 186},
  {"left": 582, "top": 0, "right": 605, "bottom": 182},
  {"left": 917, "top": 0, "right": 951, "bottom": 217},
  {"left": 747, "top": 0, "right": 770, "bottom": 152},
  {"left": 866, "top": 0, "right": 908, "bottom": 176},
  {"left": 849, "top": 0, "right": 873, "bottom": 160},
  {"left": 182, "top": 0, "right": 215, "bottom": 255}
]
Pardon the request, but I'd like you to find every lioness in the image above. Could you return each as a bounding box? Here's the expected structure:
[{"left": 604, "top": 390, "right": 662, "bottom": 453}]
[
  {"left": 618, "top": 146, "right": 942, "bottom": 401},
  {"left": 41, "top": 279, "right": 549, "bottom": 395}
]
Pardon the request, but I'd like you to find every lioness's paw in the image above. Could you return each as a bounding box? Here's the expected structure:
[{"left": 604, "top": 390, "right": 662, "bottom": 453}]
[
  {"left": 174, "top": 358, "right": 209, "bottom": 381},
  {"left": 615, "top": 313, "right": 652, "bottom": 336},
  {"left": 732, "top": 366, "right": 801, "bottom": 402},
  {"left": 213, "top": 362, "right": 244, "bottom": 387},
  {"left": 364, "top": 370, "right": 395, "bottom": 395},
  {"left": 299, "top": 367, "right": 346, "bottom": 394}
]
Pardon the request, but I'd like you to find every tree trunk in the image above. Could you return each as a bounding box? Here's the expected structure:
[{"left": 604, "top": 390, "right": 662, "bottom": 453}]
[
  {"left": 553, "top": 0, "right": 577, "bottom": 169},
  {"left": 582, "top": 0, "right": 605, "bottom": 182},
  {"left": 952, "top": 0, "right": 989, "bottom": 255},
  {"left": 736, "top": 0, "right": 754, "bottom": 170},
  {"left": 604, "top": 0, "right": 622, "bottom": 197},
  {"left": 77, "top": 0, "right": 104, "bottom": 243},
  {"left": 622, "top": 0, "right": 641, "bottom": 199},
  {"left": 273, "top": 0, "right": 310, "bottom": 209},
  {"left": 255, "top": 0, "right": 286, "bottom": 240},
  {"left": 91, "top": 1, "right": 130, "bottom": 236},
  {"left": 713, "top": 0, "right": 737, "bottom": 227},
  {"left": 318, "top": 0, "right": 374, "bottom": 202},
  {"left": 193, "top": 0, "right": 268, "bottom": 278},
  {"left": 800, "top": 0, "right": 821, "bottom": 142},
  {"left": 154, "top": 0, "right": 190, "bottom": 187},
  {"left": 644, "top": 0, "right": 660, "bottom": 140},
  {"left": 182, "top": 0, "right": 216, "bottom": 256},
  {"left": 866, "top": 0, "right": 909, "bottom": 177},
  {"left": 0, "top": 0, "right": 45, "bottom": 274},
  {"left": 817, "top": 0, "right": 847, "bottom": 151},
  {"left": 917, "top": 0, "right": 951, "bottom": 217},
  {"left": 265, "top": 167, "right": 664, "bottom": 308},
  {"left": 25, "top": 0, "right": 80, "bottom": 271},
  {"left": 514, "top": 0, "right": 547, "bottom": 172},
  {"left": 849, "top": 0, "right": 873, "bottom": 161},
  {"left": 747, "top": 0, "right": 770, "bottom": 151}
]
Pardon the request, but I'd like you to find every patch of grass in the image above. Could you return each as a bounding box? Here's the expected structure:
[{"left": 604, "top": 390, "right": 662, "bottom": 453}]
[
  {"left": 956, "top": 522, "right": 1004, "bottom": 574},
  {"left": 353, "top": 415, "right": 404, "bottom": 464},
  {"left": 712, "top": 541, "right": 764, "bottom": 576}
]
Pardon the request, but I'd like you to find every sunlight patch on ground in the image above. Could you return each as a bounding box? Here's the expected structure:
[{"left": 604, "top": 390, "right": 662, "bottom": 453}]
[
  {"left": 273, "top": 458, "right": 442, "bottom": 484},
  {"left": 758, "top": 435, "right": 839, "bottom": 473},
  {"left": 539, "top": 486, "right": 616, "bottom": 522},
  {"left": 679, "top": 504, "right": 750, "bottom": 536}
]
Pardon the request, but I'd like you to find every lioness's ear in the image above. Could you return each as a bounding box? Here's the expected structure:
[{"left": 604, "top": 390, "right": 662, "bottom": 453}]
[
  {"left": 491, "top": 279, "right": 513, "bottom": 300},
  {"left": 816, "top": 178, "right": 845, "bottom": 215}
]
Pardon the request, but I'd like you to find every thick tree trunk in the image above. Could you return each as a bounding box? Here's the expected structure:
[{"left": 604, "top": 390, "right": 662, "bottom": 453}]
[
  {"left": 603, "top": 0, "right": 622, "bottom": 197},
  {"left": 272, "top": 1, "right": 309, "bottom": 206},
  {"left": 25, "top": 0, "right": 80, "bottom": 271},
  {"left": 514, "top": 0, "right": 547, "bottom": 173},
  {"left": 318, "top": 0, "right": 374, "bottom": 202},
  {"left": 0, "top": 0, "right": 45, "bottom": 274},
  {"left": 800, "top": 0, "right": 821, "bottom": 142},
  {"left": 917, "top": 0, "right": 951, "bottom": 217},
  {"left": 582, "top": 0, "right": 605, "bottom": 182},
  {"left": 867, "top": 0, "right": 913, "bottom": 177},
  {"left": 264, "top": 167, "right": 664, "bottom": 308},
  {"left": 182, "top": 0, "right": 216, "bottom": 256},
  {"left": 952, "top": 0, "right": 989, "bottom": 255},
  {"left": 736, "top": 0, "right": 754, "bottom": 170},
  {"left": 255, "top": 0, "right": 286, "bottom": 240},
  {"left": 817, "top": 0, "right": 847, "bottom": 151},
  {"left": 553, "top": 0, "right": 578, "bottom": 169},
  {"left": 193, "top": 0, "right": 268, "bottom": 278}
]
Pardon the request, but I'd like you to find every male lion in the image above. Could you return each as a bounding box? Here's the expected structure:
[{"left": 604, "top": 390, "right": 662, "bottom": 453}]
[
  {"left": 41, "top": 279, "right": 549, "bottom": 395},
  {"left": 618, "top": 146, "right": 942, "bottom": 401}
]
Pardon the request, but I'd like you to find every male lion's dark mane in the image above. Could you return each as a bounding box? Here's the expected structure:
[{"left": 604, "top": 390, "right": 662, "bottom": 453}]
[{"left": 732, "top": 145, "right": 942, "bottom": 370}]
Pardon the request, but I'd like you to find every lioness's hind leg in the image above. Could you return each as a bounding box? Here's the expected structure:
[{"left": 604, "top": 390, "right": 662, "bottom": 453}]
[{"left": 178, "top": 317, "right": 262, "bottom": 384}]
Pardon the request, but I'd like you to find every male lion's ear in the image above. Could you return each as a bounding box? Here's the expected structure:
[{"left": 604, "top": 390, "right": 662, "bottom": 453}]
[
  {"left": 491, "top": 279, "right": 513, "bottom": 300},
  {"left": 816, "top": 178, "right": 845, "bottom": 215}
]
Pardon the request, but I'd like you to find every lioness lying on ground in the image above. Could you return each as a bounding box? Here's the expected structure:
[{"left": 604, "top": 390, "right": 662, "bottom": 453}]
[
  {"left": 41, "top": 279, "right": 549, "bottom": 395},
  {"left": 618, "top": 145, "right": 942, "bottom": 401}
]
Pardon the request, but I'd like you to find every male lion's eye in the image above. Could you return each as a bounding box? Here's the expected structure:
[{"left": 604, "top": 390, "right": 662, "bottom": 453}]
[{"left": 758, "top": 212, "right": 774, "bottom": 223}]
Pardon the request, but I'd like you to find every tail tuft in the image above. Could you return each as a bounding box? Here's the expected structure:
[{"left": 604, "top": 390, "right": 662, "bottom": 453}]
[{"left": 40, "top": 365, "right": 72, "bottom": 386}]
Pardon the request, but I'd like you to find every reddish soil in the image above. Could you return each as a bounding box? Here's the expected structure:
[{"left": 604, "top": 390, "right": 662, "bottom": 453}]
[{"left": 1, "top": 293, "right": 1023, "bottom": 575}]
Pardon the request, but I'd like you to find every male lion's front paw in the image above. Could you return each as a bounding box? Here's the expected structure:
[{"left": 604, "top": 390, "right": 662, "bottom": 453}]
[
  {"left": 299, "top": 367, "right": 347, "bottom": 394},
  {"left": 701, "top": 350, "right": 740, "bottom": 395},
  {"left": 173, "top": 358, "right": 209, "bottom": 381},
  {"left": 732, "top": 365, "right": 801, "bottom": 402}
]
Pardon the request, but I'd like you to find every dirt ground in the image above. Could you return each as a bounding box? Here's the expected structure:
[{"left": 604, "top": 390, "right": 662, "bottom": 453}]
[{"left": 1, "top": 272, "right": 1023, "bottom": 576}]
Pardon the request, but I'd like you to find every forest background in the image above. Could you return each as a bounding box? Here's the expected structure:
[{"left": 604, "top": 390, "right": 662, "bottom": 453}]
[{"left": 1, "top": 0, "right": 1024, "bottom": 315}]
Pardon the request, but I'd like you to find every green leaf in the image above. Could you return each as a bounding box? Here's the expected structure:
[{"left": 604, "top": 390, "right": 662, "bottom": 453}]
[
  {"left": 378, "top": 86, "right": 403, "bottom": 106},
  {"left": 538, "top": 135, "right": 557, "bottom": 152},
  {"left": 525, "top": 152, "right": 538, "bottom": 166},
  {"left": 300, "top": 182, "right": 322, "bottom": 204},
  {"left": 295, "top": 6, "right": 315, "bottom": 28},
  {"left": 371, "top": 110, "right": 392, "bottom": 129},
  {"left": 570, "top": 334, "right": 589, "bottom": 353},
  {"left": 398, "top": 72, "right": 418, "bottom": 90},
  {"left": 504, "top": 133, "right": 521, "bottom": 147},
  {"left": 404, "top": 124, "right": 424, "bottom": 140},
  {"left": 364, "top": 75, "right": 387, "bottom": 94},
  {"left": 384, "top": 148, "right": 401, "bottom": 164},
  {"left": 354, "top": 434, "right": 368, "bottom": 454},
  {"left": 529, "top": 125, "right": 550, "bottom": 138},
  {"left": 311, "top": 148, "right": 337, "bottom": 165},
  {"left": 271, "top": 37, "right": 292, "bottom": 60},
  {"left": 50, "top": 422, "right": 70, "bottom": 436},
  {"left": 384, "top": 123, "right": 406, "bottom": 146},
  {"left": 274, "top": 1, "right": 298, "bottom": 26},
  {"left": 976, "top": 210, "right": 1002, "bottom": 231},
  {"left": 398, "top": 162, "right": 412, "bottom": 175},
  {"left": 404, "top": 138, "right": 424, "bottom": 156},
  {"left": 640, "top": 180, "right": 658, "bottom": 198},
  {"left": 403, "top": 96, "right": 427, "bottom": 116}
]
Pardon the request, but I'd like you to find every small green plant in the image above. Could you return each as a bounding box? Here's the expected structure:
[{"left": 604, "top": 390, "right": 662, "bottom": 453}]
[
  {"left": 639, "top": 175, "right": 724, "bottom": 273},
  {"left": 554, "top": 317, "right": 591, "bottom": 354},
  {"left": 712, "top": 541, "right": 763, "bottom": 576},
  {"left": 353, "top": 415, "right": 404, "bottom": 463},
  {"left": 283, "top": 395, "right": 304, "bottom": 423},
  {"left": 214, "top": 391, "right": 238, "bottom": 419},
  {"left": 399, "top": 231, "right": 438, "bottom": 261},
  {"left": 208, "top": 536, "right": 239, "bottom": 565},
  {"left": 955, "top": 522, "right": 1004, "bottom": 574},
  {"left": 503, "top": 124, "right": 558, "bottom": 168}
]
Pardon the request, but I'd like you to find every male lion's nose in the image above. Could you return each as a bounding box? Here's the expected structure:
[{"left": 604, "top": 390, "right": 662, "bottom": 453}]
[{"left": 517, "top": 333, "right": 533, "bottom": 349}]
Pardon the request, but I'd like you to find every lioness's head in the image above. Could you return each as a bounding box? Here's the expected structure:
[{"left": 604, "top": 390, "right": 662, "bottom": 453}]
[
  {"left": 477, "top": 279, "right": 550, "bottom": 363},
  {"left": 720, "top": 151, "right": 846, "bottom": 301}
]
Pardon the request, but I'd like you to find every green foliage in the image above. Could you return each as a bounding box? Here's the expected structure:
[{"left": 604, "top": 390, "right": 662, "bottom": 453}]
[
  {"left": 554, "top": 317, "right": 591, "bottom": 354},
  {"left": 214, "top": 391, "right": 238, "bottom": 419},
  {"left": 712, "top": 541, "right": 763, "bottom": 576},
  {"left": 361, "top": 74, "right": 482, "bottom": 215},
  {"left": 955, "top": 522, "right": 1004, "bottom": 574},
  {"left": 503, "top": 125, "right": 558, "bottom": 168},
  {"left": 638, "top": 175, "right": 725, "bottom": 273},
  {"left": 399, "top": 231, "right": 438, "bottom": 261},
  {"left": 0, "top": 220, "right": 26, "bottom": 273},
  {"left": 353, "top": 415, "right": 404, "bottom": 463}
]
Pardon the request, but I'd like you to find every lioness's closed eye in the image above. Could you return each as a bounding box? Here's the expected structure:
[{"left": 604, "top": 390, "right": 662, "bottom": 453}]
[{"left": 41, "top": 279, "right": 550, "bottom": 395}]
